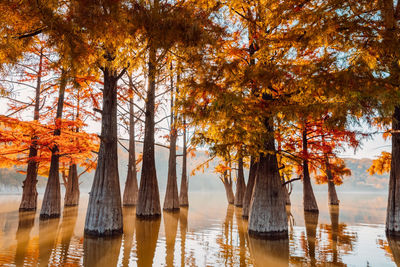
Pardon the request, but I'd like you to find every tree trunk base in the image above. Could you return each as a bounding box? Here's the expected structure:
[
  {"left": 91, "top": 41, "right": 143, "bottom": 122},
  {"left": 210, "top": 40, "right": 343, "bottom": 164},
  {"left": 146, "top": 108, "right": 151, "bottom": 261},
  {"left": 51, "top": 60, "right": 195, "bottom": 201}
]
[
  {"left": 84, "top": 228, "right": 123, "bottom": 237},
  {"left": 123, "top": 203, "right": 137, "bottom": 207},
  {"left": 64, "top": 203, "right": 79, "bottom": 207},
  {"left": 19, "top": 207, "right": 37, "bottom": 212},
  {"left": 163, "top": 207, "right": 180, "bottom": 212},
  {"left": 136, "top": 214, "right": 161, "bottom": 220},
  {"left": 179, "top": 203, "right": 189, "bottom": 207}
]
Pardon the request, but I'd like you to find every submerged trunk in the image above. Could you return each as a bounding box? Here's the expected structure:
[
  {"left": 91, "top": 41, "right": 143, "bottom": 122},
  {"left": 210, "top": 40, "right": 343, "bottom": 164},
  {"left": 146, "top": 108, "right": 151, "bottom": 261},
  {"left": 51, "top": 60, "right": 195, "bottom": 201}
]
[
  {"left": 64, "top": 164, "right": 79, "bottom": 206},
  {"left": 387, "top": 106, "right": 400, "bottom": 235},
  {"left": 123, "top": 93, "right": 138, "bottom": 206},
  {"left": 179, "top": 117, "right": 189, "bottom": 207},
  {"left": 163, "top": 76, "right": 179, "bottom": 211},
  {"left": 85, "top": 67, "right": 123, "bottom": 236},
  {"left": 40, "top": 71, "right": 67, "bottom": 219},
  {"left": 326, "top": 157, "right": 339, "bottom": 205},
  {"left": 248, "top": 113, "right": 287, "bottom": 238},
  {"left": 234, "top": 156, "right": 246, "bottom": 207},
  {"left": 242, "top": 157, "right": 257, "bottom": 218},
  {"left": 222, "top": 171, "right": 235, "bottom": 204},
  {"left": 248, "top": 237, "right": 289, "bottom": 267},
  {"left": 137, "top": 47, "right": 161, "bottom": 218},
  {"left": 302, "top": 128, "right": 319, "bottom": 213},
  {"left": 19, "top": 50, "right": 43, "bottom": 211}
]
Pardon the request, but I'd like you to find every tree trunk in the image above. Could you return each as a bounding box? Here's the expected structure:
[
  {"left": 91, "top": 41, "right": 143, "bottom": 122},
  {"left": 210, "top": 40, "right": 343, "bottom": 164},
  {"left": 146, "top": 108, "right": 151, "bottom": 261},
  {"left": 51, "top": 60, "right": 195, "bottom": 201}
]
[
  {"left": 387, "top": 106, "right": 400, "bottom": 235},
  {"left": 179, "top": 117, "right": 189, "bottom": 207},
  {"left": 85, "top": 68, "right": 123, "bottom": 236},
  {"left": 302, "top": 128, "right": 319, "bottom": 213},
  {"left": 137, "top": 47, "right": 161, "bottom": 218},
  {"left": 40, "top": 70, "right": 67, "bottom": 219},
  {"left": 242, "top": 157, "right": 257, "bottom": 218},
  {"left": 326, "top": 157, "right": 339, "bottom": 205},
  {"left": 64, "top": 164, "right": 79, "bottom": 206},
  {"left": 234, "top": 156, "right": 246, "bottom": 207},
  {"left": 248, "top": 113, "right": 288, "bottom": 239},
  {"left": 283, "top": 185, "right": 291, "bottom": 206},
  {"left": 304, "top": 211, "right": 318, "bottom": 265},
  {"left": 163, "top": 74, "right": 179, "bottom": 211},
  {"left": 222, "top": 171, "right": 235, "bottom": 204},
  {"left": 123, "top": 93, "right": 138, "bottom": 206},
  {"left": 19, "top": 49, "right": 43, "bottom": 211}
]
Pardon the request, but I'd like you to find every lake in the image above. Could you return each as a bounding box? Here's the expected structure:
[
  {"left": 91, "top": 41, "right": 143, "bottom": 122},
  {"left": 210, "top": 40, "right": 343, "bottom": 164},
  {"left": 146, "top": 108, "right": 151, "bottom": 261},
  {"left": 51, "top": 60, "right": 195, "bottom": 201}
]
[{"left": 0, "top": 191, "right": 398, "bottom": 266}]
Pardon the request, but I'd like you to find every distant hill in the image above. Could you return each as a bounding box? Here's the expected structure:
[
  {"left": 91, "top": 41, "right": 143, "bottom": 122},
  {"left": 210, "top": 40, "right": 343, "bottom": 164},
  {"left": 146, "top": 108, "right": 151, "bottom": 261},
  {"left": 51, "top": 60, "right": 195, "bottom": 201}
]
[{"left": 0, "top": 145, "right": 390, "bottom": 193}]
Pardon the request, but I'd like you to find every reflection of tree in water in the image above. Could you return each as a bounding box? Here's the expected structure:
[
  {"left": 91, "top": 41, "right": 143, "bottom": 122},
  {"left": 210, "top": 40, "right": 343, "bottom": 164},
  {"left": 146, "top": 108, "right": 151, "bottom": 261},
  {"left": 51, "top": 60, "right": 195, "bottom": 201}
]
[
  {"left": 83, "top": 235, "right": 122, "bottom": 267},
  {"left": 179, "top": 207, "right": 196, "bottom": 267},
  {"left": 234, "top": 207, "right": 248, "bottom": 267},
  {"left": 57, "top": 206, "right": 79, "bottom": 265},
  {"left": 135, "top": 218, "right": 161, "bottom": 267},
  {"left": 304, "top": 211, "right": 319, "bottom": 266},
  {"left": 163, "top": 211, "right": 179, "bottom": 267},
  {"left": 39, "top": 217, "right": 60, "bottom": 267},
  {"left": 15, "top": 211, "right": 35, "bottom": 267},
  {"left": 378, "top": 234, "right": 400, "bottom": 265},
  {"left": 317, "top": 206, "right": 357, "bottom": 266},
  {"left": 216, "top": 204, "right": 235, "bottom": 266},
  {"left": 122, "top": 207, "right": 136, "bottom": 267},
  {"left": 249, "top": 235, "right": 289, "bottom": 266}
]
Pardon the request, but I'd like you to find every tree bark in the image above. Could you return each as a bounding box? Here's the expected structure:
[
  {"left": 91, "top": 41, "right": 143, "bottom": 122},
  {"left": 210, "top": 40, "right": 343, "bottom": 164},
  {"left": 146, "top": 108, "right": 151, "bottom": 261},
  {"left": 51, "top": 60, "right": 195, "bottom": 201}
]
[
  {"left": 242, "top": 157, "right": 257, "bottom": 218},
  {"left": 380, "top": 0, "right": 400, "bottom": 236},
  {"left": 248, "top": 113, "right": 288, "bottom": 239},
  {"left": 283, "top": 185, "right": 291, "bottom": 206},
  {"left": 234, "top": 156, "right": 246, "bottom": 207},
  {"left": 19, "top": 49, "right": 43, "bottom": 211},
  {"left": 179, "top": 117, "right": 189, "bottom": 207},
  {"left": 64, "top": 164, "right": 79, "bottom": 206},
  {"left": 40, "top": 70, "right": 67, "bottom": 219},
  {"left": 137, "top": 46, "right": 161, "bottom": 218},
  {"left": 84, "top": 67, "right": 123, "bottom": 236},
  {"left": 326, "top": 157, "right": 339, "bottom": 205},
  {"left": 387, "top": 106, "right": 400, "bottom": 235},
  {"left": 302, "top": 128, "right": 319, "bottom": 213},
  {"left": 123, "top": 93, "right": 138, "bottom": 206},
  {"left": 163, "top": 74, "right": 179, "bottom": 211},
  {"left": 222, "top": 171, "right": 235, "bottom": 204}
]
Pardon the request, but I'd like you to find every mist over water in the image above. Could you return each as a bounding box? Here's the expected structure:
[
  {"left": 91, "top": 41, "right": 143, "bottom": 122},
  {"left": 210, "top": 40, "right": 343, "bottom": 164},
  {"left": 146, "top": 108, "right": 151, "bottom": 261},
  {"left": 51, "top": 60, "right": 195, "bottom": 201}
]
[{"left": 0, "top": 191, "right": 397, "bottom": 266}]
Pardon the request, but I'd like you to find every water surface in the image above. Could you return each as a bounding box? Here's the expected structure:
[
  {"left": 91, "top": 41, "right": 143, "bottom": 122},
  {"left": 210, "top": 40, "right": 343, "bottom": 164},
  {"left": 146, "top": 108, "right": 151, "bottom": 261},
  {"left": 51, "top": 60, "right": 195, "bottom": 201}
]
[{"left": 0, "top": 191, "right": 398, "bottom": 266}]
